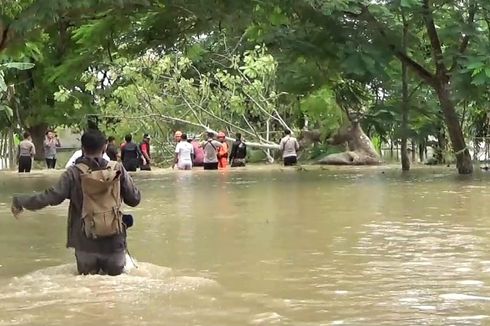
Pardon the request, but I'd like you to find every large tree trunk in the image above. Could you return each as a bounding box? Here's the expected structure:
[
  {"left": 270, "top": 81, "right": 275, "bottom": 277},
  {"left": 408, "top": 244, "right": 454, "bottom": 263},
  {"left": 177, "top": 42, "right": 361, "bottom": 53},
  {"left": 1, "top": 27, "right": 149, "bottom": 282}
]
[
  {"left": 436, "top": 84, "right": 473, "bottom": 174},
  {"left": 317, "top": 121, "right": 382, "bottom": 165},
  {"left": 29, "top": 124, "right": 47, "bottom": 161},
  {"left": 400, "top": 10, "right": 410, "bottom": 171},
  {"left": 419, "top": 139, "right": 425, "bottom": 163}
]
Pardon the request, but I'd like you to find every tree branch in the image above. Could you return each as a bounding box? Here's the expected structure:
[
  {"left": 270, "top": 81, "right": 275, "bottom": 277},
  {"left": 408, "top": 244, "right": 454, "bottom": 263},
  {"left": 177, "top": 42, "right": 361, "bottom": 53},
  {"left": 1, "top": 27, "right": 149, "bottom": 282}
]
[
  {"left": 0, "top": 23, "right": 10, "bottom": 52},
  {"left": 422, "top": 0, "right": 447, "bottom": 75},
  {"left": 356, "top": 6, "right": 437, "bottom": 87}
]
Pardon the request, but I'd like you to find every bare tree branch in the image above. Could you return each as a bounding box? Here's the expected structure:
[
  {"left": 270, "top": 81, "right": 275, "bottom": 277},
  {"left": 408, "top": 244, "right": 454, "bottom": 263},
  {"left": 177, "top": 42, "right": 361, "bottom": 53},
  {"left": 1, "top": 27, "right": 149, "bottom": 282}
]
[{"left": 422, "top": 0, "right": 447, "bottom": 76}]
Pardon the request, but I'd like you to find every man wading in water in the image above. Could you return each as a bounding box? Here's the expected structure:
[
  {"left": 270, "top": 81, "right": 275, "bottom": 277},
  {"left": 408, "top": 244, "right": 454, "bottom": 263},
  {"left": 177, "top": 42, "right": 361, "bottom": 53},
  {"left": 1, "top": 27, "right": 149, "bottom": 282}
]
[{"left": 11, "top": 129, "right": 141, "bottom": 276}]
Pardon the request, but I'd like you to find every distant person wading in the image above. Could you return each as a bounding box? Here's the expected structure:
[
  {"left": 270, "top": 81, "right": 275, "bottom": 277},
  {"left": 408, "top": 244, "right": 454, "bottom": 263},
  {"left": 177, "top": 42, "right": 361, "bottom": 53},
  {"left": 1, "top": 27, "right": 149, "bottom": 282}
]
[
  {"left": 120, "top": 134, "right": 142, "bottom": 172},
  {"left": 17, "top": 132, "right": 36, "bottom": 173},
  {"left": 201, "top": 132, "right": 222, "bottom": 170},
  {"left": 44, "top": 130, "right": 61, "bottom": 169},
  {"left": 280, "top": 129, "right": 300, "bottom": 166},
  {"left": 173, "top": 133, "right": 194, "bottom": 170},
  {"left": 229, "top": 133, "right": 247, "bottom": 167},
  {"left": 139, "top": 134, "right": 152, "bottom": 171}
]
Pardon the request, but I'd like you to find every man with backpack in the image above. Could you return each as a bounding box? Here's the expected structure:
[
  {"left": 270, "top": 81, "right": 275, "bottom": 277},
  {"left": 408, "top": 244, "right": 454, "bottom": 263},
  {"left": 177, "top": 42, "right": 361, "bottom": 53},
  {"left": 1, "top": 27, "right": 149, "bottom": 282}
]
[
  {"left": 229, "top": 133, "right": 247, "bottom": 167},
  {"left": 201, "top": 132, "right": 222, "bottom": 170},
  {"left": 11, "top": 129, "right": 141, "bottom": 276}
]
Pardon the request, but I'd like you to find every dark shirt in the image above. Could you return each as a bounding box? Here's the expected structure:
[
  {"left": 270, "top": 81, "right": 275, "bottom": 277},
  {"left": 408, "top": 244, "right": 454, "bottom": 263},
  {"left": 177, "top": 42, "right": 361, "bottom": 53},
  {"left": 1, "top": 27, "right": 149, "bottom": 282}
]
[
  {"left": 121, "top": 141, "right": 140, "bottom": 162},
  {"left": 106, "top": 143, "right": 118, "bottom": 161},
  {"left": 229, "top": 140, "right": 247, "bottom": 161},
  {"left": 12, "top": 157, "right": 141, "bottom": 254}
]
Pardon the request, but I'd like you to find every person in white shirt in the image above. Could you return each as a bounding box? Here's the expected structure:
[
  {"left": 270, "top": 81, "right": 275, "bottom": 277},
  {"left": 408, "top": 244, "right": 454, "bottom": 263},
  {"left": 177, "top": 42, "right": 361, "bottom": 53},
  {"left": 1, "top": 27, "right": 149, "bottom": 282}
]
[
  {"left": 65, "top": 149, "right": 111, "bottom": 168},
  {"left": 279, "top": 129, "right": 300, "bottom": 166},
  {"left": 173, "top": 133, "right": 195, "bottom": 170}
]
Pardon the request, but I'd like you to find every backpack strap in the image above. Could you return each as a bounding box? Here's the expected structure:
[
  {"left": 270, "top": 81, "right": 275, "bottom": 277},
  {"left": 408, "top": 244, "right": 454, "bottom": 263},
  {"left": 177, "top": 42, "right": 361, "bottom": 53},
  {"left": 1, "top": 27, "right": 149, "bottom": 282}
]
[
  {"left": 76, "top": 161, "right": 120, "bottom": 174},
  {"left": 75, "top": 163, "right": 91, "bottom": 174},
  {"left": 205, "top": 140, "right": 216, "bottom": 151},
  {"left": 106, "top": 160, "right": 120, "bottom": 170}
]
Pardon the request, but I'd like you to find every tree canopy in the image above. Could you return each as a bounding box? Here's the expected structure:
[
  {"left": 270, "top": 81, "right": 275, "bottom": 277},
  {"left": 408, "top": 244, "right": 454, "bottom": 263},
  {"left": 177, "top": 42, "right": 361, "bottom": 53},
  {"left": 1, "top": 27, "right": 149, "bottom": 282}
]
[{"left": 1, "top": 0, "right": 489, "bottom": 173}]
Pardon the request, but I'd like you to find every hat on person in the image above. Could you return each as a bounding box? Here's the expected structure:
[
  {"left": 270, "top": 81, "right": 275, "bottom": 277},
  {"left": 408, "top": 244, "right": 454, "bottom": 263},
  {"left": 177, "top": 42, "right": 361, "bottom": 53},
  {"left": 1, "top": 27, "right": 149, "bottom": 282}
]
[
  {"left": 143, "top": 133, "right": 151, "bottom": 139},
  {"left": 174, "top": 131, "right": 182, "bottom": 137}
]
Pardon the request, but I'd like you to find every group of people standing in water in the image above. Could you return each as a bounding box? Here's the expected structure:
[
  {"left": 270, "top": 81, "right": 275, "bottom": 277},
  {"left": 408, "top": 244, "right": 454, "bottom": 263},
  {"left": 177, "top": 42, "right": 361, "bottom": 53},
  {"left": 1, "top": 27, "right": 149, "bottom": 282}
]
[
  {"left": 15, "top": 127, "right": 299, "bottom": 173},
  {"left": 172, "top": 130, "right": 247, "bottom": 170},
  {"left": 17, "top": 130, "right": 61, "bottom": 173}
]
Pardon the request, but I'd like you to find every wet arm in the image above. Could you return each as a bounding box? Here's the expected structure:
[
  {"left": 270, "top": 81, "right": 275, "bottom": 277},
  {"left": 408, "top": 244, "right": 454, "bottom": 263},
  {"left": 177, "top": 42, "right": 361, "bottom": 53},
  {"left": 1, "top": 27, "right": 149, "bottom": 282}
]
[
  {"left": 141, "top": 146, "right": 151, "bottom": 162},
  {"left": 120, "top": 168, "right": 141, "bottom": 207},
  {"left": 229, "top": 143, "right": 238, "bottom": 162},
  {"left": 13, "top": 171, "right": 71, "bottom": 210},
  {"left": 120, "top": 146, "right": 125, "bottom": 161}
]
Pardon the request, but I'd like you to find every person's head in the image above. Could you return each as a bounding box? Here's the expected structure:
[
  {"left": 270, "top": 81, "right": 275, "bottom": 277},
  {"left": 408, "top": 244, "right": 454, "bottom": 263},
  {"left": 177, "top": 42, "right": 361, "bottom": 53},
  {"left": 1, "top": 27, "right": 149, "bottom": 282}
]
[
  {"left": 181, "top": 133, "right": 188, "bottom": 141},
  {"left": 284, "top": 129, "right": 291, "bottom": 136},
  {"left": 143, "top": 133, "right": 151, "bottom": 143},
  {"left": 217, "top": 131, "right": 226, "bottom": 142},
  {"left": 235, "top": 132, "right": 242, "bottom": 140},
  {"left": 174, "top": 130, "right": 182, "bottom": 142},
  {"left": 207, "top": 132, "right": 215, "bottom": 139},
  {"left": 23, "top": 131, "right": 31, "bottom": 140},
  {"left": 46, "top": 130, "right": 55, "bottom": 139},
  {"left": 125, "top": 134, "right": 132, "bottom": 142},
  {"left": 107, "top": 136, "right": 115, "bottom": 144},
  {"left": 81, "top": 129, "right": 107, "bottom": 156}
]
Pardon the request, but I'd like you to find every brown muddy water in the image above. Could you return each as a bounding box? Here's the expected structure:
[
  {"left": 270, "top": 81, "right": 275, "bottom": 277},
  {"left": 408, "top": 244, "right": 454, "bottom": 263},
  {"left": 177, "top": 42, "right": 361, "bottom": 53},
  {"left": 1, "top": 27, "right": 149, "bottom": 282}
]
[{"left": 0, "top": 166, "right": 490, "bottom": 325}]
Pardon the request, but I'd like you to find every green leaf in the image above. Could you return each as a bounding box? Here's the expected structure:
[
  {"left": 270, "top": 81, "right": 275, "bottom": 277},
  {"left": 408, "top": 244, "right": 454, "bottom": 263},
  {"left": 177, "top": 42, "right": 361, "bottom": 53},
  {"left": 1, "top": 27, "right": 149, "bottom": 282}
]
[
  {"left": 0, "top": 72, "right": 6, "bottom": 92},
  {"left": 484, "top": 68, "right": 490, "bottom": 78},
  {"left": 400, "top": 0, "right": 420, "bottom": 8},
  {"left": 1, "top": 62, "right": 35, "bottom": 70},
  {"left": 0, "top": 104, "right": 13, "bottom": 118}
]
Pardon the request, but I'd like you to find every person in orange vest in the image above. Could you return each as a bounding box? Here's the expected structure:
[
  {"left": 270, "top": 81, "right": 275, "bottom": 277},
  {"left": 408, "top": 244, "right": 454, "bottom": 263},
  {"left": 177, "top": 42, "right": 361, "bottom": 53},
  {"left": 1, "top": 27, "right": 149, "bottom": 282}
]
[{"left": 217, "top": 131, "right": 229, "bottom": 169}]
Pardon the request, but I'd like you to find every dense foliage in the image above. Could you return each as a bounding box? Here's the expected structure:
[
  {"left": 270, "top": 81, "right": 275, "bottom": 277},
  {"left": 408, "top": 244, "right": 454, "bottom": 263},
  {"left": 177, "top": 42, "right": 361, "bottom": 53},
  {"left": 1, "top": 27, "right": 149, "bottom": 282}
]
[{"left": 0, "top": 0, "right": 489, "bottom": 173}]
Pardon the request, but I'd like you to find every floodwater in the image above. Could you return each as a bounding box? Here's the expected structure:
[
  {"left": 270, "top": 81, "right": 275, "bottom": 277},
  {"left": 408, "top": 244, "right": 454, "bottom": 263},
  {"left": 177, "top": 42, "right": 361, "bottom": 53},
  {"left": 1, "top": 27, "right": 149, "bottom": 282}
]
[{"left": 0, "top": 166, "right": 490, "bottom": 325}]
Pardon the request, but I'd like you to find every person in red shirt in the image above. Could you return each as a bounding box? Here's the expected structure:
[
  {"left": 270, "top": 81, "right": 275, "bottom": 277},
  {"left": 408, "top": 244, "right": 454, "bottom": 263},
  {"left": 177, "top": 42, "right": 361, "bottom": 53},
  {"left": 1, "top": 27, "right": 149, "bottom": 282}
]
[{"left": 139, "top": 133, "right": 151, "bottom": 171}]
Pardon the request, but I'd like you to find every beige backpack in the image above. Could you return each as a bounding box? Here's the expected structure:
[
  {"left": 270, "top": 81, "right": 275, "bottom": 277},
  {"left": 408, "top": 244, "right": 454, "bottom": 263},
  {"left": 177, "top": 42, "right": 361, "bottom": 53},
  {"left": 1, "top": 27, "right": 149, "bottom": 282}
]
[{"left": 76, "top": 161, "right": 124, "bottom": 239}]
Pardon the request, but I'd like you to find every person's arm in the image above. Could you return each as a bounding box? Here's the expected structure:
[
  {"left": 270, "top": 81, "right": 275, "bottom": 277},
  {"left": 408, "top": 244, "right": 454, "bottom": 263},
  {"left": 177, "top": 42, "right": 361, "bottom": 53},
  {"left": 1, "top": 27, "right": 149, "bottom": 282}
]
[
  {"left": 55, "top": 136, "right": 61, "bottom": 147},
  {"left": 191, "top": 145, "right": 195, "bottom": 161},
  {"left": 12, "top": 170, "right": 72, "bottom": 215},
  {"left": 30, "top": 143, "right": 36, "bottom": 157},
  {"left": 229, "top": 142, "right": 238, "bottom": 163},
  {"left": 173, "top": 145, "right": 179, "bottom": 168},
  {"left": 141, "top": 144, "right": 151, "bottom": 163},
  {"left": 295, "top": 139, "right": 300, "bottom": 151},
  {"left": 120, "top": 144, "right": 125, "bottom": 161},
  {"left": 16, "top": 144, "right": 20, "bottom": 163},
  {"left": 120, "top": 167, "right": 141, "bottom": 207}
]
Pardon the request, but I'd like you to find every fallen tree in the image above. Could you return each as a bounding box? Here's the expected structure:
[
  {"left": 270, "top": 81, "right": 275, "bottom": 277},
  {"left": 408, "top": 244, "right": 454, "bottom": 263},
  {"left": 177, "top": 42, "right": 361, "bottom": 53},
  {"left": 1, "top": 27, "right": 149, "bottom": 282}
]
[{"left": 317, "top": 121, "right": 382, "bottom": 165}]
